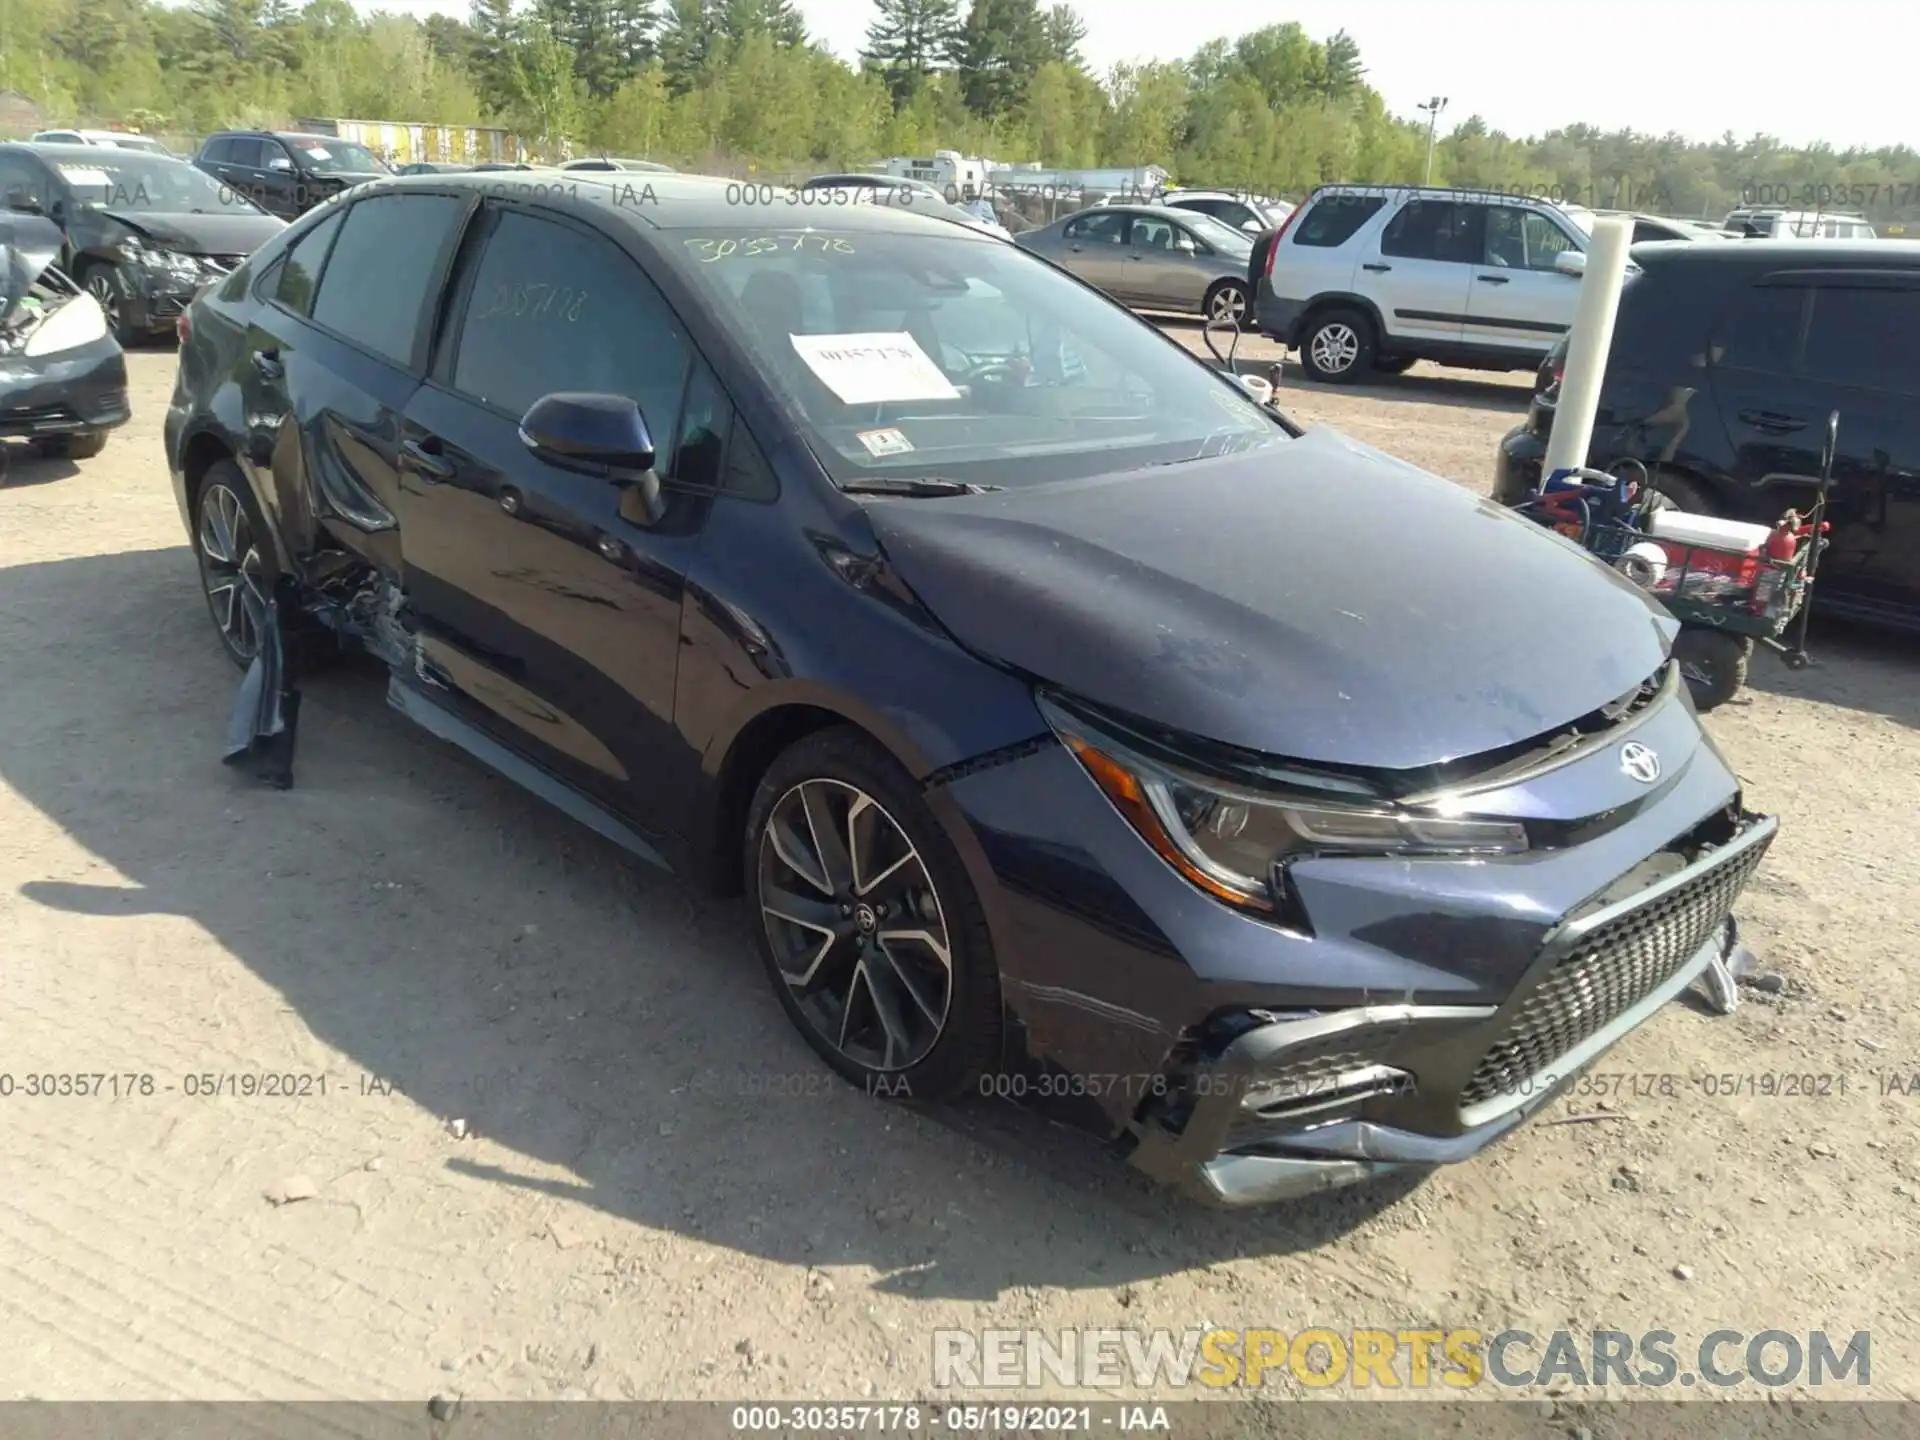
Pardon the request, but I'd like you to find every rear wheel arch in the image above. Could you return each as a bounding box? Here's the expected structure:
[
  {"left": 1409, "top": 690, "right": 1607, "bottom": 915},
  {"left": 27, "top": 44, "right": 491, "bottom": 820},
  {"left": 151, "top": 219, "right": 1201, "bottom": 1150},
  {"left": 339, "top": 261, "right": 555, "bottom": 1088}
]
[
  {"left": 1645, "top": 465, "right": 1727, "bottom": 515},
  {"left": 1300, "top": 292, "right": 1389, "bottom": 345}
]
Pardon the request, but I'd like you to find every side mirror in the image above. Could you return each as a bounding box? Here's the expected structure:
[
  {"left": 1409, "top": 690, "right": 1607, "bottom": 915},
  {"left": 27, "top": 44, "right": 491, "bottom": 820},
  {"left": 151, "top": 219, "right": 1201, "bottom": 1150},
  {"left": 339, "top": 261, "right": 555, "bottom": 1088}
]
[
  {"left": 518, "top": 392, "right": 667, "bottom": 525},
  {"left": 1553, "top": 250, "right": 1587, "bottom": 277},
  {"left": 1174, "top": 235, "right": 1198, "bottom": 254},
  {"left": 1242, "top": 219, "right": 1262, "bottom": 233},
  {"left": 267, "top": 157, "right": 294, "bottom": 173},
  {"left": 6, "top": 192, "right": 42, "bottom": 214}
]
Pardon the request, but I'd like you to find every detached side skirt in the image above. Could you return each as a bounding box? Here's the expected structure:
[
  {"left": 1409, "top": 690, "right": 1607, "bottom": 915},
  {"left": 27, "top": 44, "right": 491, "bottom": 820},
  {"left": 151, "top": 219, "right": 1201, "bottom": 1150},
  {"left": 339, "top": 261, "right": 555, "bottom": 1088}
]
[{"left": 223, "top": 575, "right": 303, "bottom": 789}]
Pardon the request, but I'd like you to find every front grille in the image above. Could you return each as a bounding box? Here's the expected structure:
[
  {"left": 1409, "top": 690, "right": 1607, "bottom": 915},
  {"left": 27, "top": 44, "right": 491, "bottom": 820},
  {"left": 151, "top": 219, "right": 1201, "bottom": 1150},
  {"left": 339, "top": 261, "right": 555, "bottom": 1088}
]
[
  {"left": 0, "top": 403, "right": 80, "bottom": 433},
  {"left": 1460, "top": 830, "right": 1772, "bottom": 1108}
]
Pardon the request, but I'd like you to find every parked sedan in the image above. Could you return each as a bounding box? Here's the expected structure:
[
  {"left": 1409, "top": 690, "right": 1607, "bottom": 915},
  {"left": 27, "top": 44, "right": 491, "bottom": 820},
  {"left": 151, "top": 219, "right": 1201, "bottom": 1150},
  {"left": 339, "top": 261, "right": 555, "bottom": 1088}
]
[
  {"left": 167, "top": 172, "right": 1776, "bottom": 1209},
  {"left": 1017, "top": 204, "right": 1255, "bottom": 321},
  {"left": 0, "top": 142, "right": 284, "bottom": 343}
]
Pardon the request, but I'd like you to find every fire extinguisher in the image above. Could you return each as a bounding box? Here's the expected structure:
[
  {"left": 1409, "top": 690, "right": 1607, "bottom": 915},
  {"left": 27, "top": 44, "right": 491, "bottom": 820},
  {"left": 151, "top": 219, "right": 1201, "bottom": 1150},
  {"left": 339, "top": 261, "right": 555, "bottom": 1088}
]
[{"left": 1766, "top": 513, "right": 1803, "bottom": 561}]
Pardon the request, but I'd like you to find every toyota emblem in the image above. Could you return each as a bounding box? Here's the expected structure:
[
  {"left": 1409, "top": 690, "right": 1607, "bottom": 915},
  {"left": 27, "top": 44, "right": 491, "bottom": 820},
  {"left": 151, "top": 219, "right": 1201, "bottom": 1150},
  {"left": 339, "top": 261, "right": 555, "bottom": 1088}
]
[{"left": 1620, "top": 742, "right": 1661, "bottom": 784}]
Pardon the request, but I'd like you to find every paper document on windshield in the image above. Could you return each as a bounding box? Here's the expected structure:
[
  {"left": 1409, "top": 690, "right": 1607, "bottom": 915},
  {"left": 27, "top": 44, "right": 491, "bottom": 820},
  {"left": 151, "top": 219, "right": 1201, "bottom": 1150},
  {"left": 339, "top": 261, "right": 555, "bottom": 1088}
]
[
  {"left": 56, "top": 166, "right": 113, "bottom": 187},
  {"left": 790, "top": 332, "right": 960, "bottom": 405}
]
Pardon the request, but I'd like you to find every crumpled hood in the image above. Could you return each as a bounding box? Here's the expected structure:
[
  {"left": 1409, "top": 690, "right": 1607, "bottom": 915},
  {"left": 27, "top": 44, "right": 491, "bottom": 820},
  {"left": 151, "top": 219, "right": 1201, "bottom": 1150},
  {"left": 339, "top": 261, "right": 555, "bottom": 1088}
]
[
  {"left": 863, "top": 427, "right": 1678, "bottom": 772},
  {"left": 0, "top": 211, "right": 63, "bottom": 323},
  {"left": 103, "top": 208, "right": 287, "bottom": 255}
]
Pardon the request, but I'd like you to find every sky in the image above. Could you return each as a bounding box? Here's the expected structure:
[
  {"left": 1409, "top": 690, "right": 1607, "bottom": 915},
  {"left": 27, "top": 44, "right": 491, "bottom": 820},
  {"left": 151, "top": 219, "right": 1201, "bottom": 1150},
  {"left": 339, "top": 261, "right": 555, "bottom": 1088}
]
[{"left": 375, "top": 0, "right": 1917, "bottom": 152}]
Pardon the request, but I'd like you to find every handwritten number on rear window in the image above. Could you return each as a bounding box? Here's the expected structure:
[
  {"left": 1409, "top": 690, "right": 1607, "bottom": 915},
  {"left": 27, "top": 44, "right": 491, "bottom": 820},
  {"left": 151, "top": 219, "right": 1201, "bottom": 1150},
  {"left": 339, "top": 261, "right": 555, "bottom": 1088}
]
[
  {"left": 476, "top": 283, "right": 587, "bottom": 322},
  {"left": 684, "top": 235, "right": 854, "bottom": 262}
]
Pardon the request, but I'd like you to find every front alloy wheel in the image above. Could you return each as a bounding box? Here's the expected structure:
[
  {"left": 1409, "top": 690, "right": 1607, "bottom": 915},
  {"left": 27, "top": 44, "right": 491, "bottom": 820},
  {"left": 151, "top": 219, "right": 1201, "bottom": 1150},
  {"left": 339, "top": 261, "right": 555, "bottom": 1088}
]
[
  {"left": 85, "top": 265, "right": 132, "bottom": 345},
  {"left": 196, "top": 477, "right": 270, "bottom": 665},
  {"left": 758, "top": 778, "right": 953, "bottom": 1072},
  {"left": 1309, "top": 321, "right": 1360, "bottom": 375}
]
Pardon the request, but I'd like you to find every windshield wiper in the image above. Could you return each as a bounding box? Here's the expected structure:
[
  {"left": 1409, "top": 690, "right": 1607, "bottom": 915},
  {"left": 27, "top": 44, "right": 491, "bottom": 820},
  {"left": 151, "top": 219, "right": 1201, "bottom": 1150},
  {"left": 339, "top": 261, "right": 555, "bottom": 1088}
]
[{"left": 838, "top": 477, "right": 1003, "bottom": 497}]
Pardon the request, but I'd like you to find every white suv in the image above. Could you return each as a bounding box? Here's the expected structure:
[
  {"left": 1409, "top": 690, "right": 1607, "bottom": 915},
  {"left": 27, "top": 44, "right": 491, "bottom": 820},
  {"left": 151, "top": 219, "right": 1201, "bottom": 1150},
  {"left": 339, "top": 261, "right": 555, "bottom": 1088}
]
[{"left": 1256, "top": 184, "right": 1593, "bottom": 382}]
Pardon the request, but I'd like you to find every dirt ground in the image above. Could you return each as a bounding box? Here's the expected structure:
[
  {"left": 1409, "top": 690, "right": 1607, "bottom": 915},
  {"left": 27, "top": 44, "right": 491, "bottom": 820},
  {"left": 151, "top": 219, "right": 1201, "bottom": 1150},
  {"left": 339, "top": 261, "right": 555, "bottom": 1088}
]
[{"left": 2, "top": 338, "right": 1916, "bottom": 1409}]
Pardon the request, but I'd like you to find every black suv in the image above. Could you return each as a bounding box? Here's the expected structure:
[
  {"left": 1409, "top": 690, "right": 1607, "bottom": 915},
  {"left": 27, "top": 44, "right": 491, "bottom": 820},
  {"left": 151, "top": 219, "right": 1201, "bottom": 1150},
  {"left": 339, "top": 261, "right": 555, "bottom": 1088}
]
[
  {"left": 1494, "top": 240, "right": 1920, "bottom": 633},
  {"left": 192, "top": 131, "right": 389, "bottom": 220}
]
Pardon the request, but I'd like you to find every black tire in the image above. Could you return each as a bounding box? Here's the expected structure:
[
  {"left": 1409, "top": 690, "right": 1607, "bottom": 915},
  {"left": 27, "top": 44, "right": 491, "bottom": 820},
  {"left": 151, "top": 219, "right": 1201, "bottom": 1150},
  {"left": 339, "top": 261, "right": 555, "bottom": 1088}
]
[
  {"left": 745, "top": 725, "right": 1002, "bottom": 1104},
  {"left": 34, "top": 430, "right": 108, "bottom": 460},
  {"left": 1672, "top": 628, "right": 1751, "bottom": 711},
  {"left": 1373, "top": 356, "right": 1417, "bottom": 375},
  {"left": 191, "top": 459, "right": 278, "bottom": 669},
  {"left": 1203, "top": 279, "right": 1249, "bottom": 326},
  {"left": 1298, "top": 308, "right": 1375, "bottom": 384},
  {"left": 1647, "top": 469, "right": 1717, "bottom": 515},
  {"left": 81, "top": 261, "right": 141, "bottom": 347}
]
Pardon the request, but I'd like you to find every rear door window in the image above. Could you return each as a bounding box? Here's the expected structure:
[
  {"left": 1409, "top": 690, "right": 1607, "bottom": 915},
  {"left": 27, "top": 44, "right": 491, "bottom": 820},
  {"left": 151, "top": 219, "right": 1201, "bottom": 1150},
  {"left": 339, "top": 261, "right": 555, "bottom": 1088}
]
[
  {"left": 1803, "top": 285, "right": 1920, "bottom": 395},
  {"left": 1292, "top": 194, "right": 1383, "bottom": 247},
  {"left": 225, "top": 138, "right": 264, "bottom": 169},
  {"left": 1712, "top": 283, "right": 1808, "bottom": 373},
  {"left": 310, "top": 192, "right": 469, "bottom": 368},
  {"left": 1380, "top": 199, "right": 1484, "bottom": 263},
  {"left": 1063, "top": 210, "right": 1128, "bottom": 244}
]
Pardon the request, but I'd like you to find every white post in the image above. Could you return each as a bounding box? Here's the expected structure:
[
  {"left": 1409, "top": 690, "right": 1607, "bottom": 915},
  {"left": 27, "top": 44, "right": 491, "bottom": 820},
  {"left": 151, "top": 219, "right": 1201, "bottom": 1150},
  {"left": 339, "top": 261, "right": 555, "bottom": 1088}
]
[{"left": 1542, "top": 214, "right": 1634, "bottom": 483}]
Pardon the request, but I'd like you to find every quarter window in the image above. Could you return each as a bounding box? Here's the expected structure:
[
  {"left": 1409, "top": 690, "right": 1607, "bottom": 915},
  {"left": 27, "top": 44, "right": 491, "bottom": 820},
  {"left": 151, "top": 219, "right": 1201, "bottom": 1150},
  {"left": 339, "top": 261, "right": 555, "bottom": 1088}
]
[
  {"left": 449, "top": 209, "right": 691, "bottom": 439},
  {"left": 266, "top": 209, "right": 344, "bottom": 316},
  {"left": 310, "top": 193, "right": 468, "bottom": 367},
  {"left": 1292, "top": 194, "right": 1383, "bottom": 247}
]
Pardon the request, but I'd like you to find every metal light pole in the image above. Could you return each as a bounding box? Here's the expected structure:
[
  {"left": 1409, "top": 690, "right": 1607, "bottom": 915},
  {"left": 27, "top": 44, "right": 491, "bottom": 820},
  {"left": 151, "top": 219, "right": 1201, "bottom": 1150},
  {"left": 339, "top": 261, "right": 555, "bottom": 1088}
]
[{"left": 1418, "top": 96, "right": 1448, "bottom": 185}]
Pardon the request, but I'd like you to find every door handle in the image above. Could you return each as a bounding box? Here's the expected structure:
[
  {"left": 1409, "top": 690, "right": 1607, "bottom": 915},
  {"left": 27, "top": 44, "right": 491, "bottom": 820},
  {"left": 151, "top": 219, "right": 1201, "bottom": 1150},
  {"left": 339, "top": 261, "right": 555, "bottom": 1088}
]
[
  {"left": 1362, "top": 263, "right": 1391, "bottom": 273},
  {"left": 1738, "top": 410, "right": 1808, "bottom": 434},
  {"left": 1478, "top": 275, "right": 1510, "bottom": 285},
  {"left": 400, "top": 437, "right": 455, "bottom": 482},
  {"left": 251, "top": 348, "right": 283, "bottom": 379}
]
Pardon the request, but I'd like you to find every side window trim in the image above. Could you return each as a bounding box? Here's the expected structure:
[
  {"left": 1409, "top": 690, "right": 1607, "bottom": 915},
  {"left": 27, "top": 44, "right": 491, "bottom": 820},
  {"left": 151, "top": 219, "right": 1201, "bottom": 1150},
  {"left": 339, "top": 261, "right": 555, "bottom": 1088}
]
[{"left": 300, "top": 191, "right": 477, "bottom": 373}]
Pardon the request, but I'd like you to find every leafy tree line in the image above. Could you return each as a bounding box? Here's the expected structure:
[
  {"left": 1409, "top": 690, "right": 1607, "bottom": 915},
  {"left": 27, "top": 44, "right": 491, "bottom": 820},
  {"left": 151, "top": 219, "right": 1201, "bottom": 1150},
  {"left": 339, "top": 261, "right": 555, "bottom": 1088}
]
[{"left": 11, "top": 0, "right": 1919, "bottom": 223}]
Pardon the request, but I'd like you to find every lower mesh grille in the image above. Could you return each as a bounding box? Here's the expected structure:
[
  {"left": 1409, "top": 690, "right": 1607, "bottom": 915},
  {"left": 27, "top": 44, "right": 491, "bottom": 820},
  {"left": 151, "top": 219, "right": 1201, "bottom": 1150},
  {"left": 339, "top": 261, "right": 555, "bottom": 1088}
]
[{"left": 1461, "top": 829, "right": 1773, "bottom": 1108}]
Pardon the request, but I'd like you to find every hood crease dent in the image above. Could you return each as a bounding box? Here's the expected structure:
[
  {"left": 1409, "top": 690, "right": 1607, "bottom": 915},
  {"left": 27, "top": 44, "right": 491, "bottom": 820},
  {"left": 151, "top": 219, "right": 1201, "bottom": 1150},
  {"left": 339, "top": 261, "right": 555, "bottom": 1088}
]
[{"left": 862, "top": 428, "right": 1676, "bottom": 773}]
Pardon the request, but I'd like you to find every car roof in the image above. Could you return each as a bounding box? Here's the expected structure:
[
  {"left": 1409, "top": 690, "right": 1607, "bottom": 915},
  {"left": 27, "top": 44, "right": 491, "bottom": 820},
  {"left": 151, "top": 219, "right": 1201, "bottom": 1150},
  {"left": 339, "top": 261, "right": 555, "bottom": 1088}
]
[
  {"left": 1634, "top": 238, "right": 1918, "bottom": 271},
  {"left": 343, "top": 171, "right": 995, "bottom": 239},
  {"left": 1312, "top": 182, "right": 1581, "bottom": 212},
  {"left": 3, "top": 140, "right": 172, "bottom": 158}
]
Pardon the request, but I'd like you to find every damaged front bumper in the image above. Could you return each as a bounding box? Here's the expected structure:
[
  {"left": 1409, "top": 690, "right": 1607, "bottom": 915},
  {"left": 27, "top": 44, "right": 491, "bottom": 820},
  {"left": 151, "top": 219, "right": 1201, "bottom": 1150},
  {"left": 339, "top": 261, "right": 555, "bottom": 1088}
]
[{"left": 1126, "top": 814, "right": 1778, "bottom": 1207}]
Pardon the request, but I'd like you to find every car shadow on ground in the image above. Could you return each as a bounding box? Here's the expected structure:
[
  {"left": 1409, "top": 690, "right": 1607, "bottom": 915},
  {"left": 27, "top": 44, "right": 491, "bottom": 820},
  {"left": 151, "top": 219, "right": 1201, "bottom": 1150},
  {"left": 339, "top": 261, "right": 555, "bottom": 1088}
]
[
  {"left": 0, "top": 446, "right": 81, "bottom": 488},
  {"left": 1737, "top": 614, "right": 1920, "bottom": 733},
  {"left": 1271, "top": 362, "right": 1533, "bottom": 414},
  {"left": 2, "top": 546, "right": 1424, "bottom": 1303}
]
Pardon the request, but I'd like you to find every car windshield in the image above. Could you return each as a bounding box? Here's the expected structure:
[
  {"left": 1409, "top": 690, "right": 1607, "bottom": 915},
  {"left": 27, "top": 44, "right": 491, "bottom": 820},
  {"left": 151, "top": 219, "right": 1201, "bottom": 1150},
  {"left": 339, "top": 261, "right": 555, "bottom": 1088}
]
[
  {"left": 54, "top": 154, "right": 261, "bottom": 215},
  {"left": 287, "top": 139, "right": 385, "bottom": 174},
  {"left": 1180, "top": 212, "right": 1255, "bottom": 254},
  {"left": 666, "top": 224, "right": 1287, "bottom": 488}
]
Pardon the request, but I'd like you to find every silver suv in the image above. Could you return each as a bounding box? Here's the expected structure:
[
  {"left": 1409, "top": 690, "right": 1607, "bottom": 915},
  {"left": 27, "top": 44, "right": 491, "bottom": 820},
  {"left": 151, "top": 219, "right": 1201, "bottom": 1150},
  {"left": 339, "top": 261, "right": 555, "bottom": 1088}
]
[{"left": 1256, "top": 184, "right": 1593, "bottom": 382}]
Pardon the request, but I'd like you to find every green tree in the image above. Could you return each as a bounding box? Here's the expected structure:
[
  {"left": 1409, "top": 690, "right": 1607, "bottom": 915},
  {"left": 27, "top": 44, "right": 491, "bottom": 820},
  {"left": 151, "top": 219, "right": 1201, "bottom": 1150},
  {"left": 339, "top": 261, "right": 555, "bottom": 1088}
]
[
  {"left": 956, "top": 0, "right": 1046, "bottom": 118},
  {"left": 657, "top": 0, "right": 723, "bottom": 94},
  {"left": 860, "top": 0, "right": 961, "bottom": 107},
  {"left": 1039, "top": 4, "right": 1084, "bottom": 68}
]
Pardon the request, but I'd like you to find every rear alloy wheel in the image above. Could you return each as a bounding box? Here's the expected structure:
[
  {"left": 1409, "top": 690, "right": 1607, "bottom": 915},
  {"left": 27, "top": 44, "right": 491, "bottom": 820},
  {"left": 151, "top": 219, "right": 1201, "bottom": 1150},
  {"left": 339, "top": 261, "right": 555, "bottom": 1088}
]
[
  {"left": 1300, "top": 309, "right": 1374, "bottom": 383},
  {"left": 1672, "top": 628, "right": 1751, "bottom": 712},
  {"left": 748, "top": 728, "right": 1000, "bottom": 1100},
  {"left": 1648, "top": 470, "right": 1717, "bottom": 515},
  {"left": 1204, "top": 279, "right": 1249, "bottom": 325},
  {"left": 194, "top": 464, "right": 273, "bottom": 668}
]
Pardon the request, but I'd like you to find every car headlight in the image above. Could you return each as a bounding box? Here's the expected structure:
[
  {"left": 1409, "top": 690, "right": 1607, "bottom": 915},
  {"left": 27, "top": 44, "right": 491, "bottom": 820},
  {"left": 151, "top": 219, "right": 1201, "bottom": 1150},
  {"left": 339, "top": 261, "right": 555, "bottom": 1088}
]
[
  {"left": 122, "top": 238, "right": 201, "bottom": 278},
  {"left": 1039, "top": 695, "right": 1528, "bottom": 914},
  {"left": 23, "top": 293, "right": 109, "bottom": 357}
]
